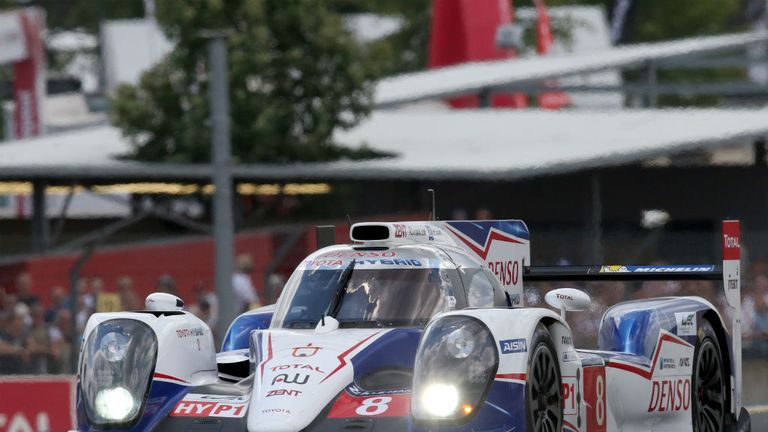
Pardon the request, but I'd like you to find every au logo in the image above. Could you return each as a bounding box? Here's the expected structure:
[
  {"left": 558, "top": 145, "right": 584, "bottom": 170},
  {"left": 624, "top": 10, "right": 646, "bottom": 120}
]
[
  {"left": 292, "top": 343, "right": 322, "bottom": 358},
  {"left": 272, "top": 373, "right": 309, "bottom": 385}
]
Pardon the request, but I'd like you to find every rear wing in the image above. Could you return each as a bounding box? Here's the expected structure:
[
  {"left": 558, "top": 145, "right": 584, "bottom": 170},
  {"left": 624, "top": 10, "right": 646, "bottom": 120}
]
[
  {"left": 524, "top": 264, "right": 722, "bottom": 281},
  {"left": 523, "top": 220, "right": 743, "bottom": 419}
]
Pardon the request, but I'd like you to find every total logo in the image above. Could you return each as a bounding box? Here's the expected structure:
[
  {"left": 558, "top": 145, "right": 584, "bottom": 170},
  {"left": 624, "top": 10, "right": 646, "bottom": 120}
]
[
  {"left": 556, "top": 294, "right": 573, "bottom": 301},
  {"left": 724, "top": 234, "right": 740, "bottom": 248},
  {"left": 647, "top": 378, "right": 691, "bottom": 412},
  {"left": 561, "top": 336, "right": 572, "bottom": 345},
  {"left": 271, "top": 364, "right": 325, "bottom": 373}
]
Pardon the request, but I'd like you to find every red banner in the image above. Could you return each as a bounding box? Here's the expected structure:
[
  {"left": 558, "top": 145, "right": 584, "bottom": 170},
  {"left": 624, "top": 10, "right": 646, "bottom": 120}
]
[
  {"left": 0, "top": 376, "right": 75, "bottom": 432},
  {"left": 722, "top": 220, "right": 740, "bottom": 261},
  {"left": 12, "top": 8, "right": 45, "bottom": 139}
]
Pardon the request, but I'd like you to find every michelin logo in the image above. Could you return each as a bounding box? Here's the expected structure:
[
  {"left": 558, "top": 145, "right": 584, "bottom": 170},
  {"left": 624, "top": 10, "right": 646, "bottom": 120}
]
[
  {"left": 631, "top": 265, "right": 715, "bottom": 273},
  {"left": 499, "top": 338, "right": 527, "bottom": 354}
]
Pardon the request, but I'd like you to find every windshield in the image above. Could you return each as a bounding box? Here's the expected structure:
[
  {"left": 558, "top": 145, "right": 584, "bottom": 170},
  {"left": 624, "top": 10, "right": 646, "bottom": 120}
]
[{"left": 272, "top": 266, "right": 461, "bottom": 329}]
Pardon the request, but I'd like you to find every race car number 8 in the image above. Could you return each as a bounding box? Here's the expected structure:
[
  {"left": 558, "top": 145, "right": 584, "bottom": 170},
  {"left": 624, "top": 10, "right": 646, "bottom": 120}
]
[
  {"left": 355, "top": 397, "right": 392, "bottom": 416},
  {"left": 596, "top": 374, "right": 605, "bottom": 426}
]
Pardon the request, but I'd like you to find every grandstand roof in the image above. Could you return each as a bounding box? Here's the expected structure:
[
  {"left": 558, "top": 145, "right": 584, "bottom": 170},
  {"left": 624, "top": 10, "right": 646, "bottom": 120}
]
[
  {"left": 1, "top": 108, "right": 767, "bottom": 182},
  {"left": 374, "top": 31, "right": 768, "bottom": 107}
]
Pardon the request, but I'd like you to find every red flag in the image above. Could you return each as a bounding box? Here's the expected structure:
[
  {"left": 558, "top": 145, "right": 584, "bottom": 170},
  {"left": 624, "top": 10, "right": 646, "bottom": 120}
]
[{"left": 533, "top": 0, "right": 570, "bottom": 110}]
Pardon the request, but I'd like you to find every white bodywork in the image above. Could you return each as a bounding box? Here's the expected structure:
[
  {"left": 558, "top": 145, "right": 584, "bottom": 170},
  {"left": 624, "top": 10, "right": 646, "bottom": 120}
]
[
  {"left": 247, "top": 328, "right": 391, "bottom": 431},
  {"left": 80, "top": 311, "right": 218, "bottom": 387}
]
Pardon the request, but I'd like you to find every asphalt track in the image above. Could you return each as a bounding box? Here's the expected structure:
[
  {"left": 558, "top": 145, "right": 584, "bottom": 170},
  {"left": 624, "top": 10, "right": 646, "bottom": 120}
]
[{"left": 747, "top": 404, "right": 768, "bottom": 430}]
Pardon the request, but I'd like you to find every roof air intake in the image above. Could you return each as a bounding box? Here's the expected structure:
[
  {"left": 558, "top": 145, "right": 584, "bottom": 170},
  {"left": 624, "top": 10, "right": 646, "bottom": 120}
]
[{"left": 350, "top": 224, "right": 390, "bottom": 242}]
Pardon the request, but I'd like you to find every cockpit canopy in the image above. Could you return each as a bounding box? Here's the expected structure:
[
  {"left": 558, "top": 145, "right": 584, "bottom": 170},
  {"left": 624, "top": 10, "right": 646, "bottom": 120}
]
[{"left": 271, "top": 244, "right": 505, "bottom": 329}]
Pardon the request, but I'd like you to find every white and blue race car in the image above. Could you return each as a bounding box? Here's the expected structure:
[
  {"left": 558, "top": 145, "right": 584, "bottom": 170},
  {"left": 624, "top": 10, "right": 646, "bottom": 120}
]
[{"left": 75, "top": 219, "right": 750, "bottom": 431}]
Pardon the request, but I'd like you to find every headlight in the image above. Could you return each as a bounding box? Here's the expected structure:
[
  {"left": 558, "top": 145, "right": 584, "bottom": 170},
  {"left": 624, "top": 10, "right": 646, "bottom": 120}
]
[
  {"left": 412, "top": 316, "right": 498, "bottom": 423},
  {"left": 80, "top": 319, "right": 157, "bottom": 427}
]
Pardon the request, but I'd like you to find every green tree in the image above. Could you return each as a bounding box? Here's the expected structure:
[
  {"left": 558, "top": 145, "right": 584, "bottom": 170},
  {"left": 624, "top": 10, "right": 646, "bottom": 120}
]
[{"left": 110, "top": 0, "right": 377, "bottom": 163}]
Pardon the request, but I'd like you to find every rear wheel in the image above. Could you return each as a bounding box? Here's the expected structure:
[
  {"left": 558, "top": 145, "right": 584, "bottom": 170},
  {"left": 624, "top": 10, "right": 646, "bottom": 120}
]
[
  {"left": 692, "top": 319, "right": 726, "bottom": 432},
  {"left": 525, "top": 324, "right": 563, "bottom": 432}
]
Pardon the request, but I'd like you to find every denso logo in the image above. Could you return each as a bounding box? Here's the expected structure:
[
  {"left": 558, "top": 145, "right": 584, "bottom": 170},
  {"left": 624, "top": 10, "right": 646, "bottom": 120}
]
[
  {"left": 489, "top": 260, "right": 519, "bottom": 286},
  {"left": 724, "top": 234, "right": 740, "bottom": 248},
  {"left": 499, "top": 338, "right": 527, "bottom": 354},
  {"left": 647, "top": 379, "right": 690, "bottom": 412}
]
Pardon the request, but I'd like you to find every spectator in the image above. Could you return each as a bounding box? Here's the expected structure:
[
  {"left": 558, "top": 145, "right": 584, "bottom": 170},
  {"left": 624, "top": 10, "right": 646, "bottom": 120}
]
[
  {"left": 266, "top": 273, "right": 287, "bottom": 304},
  {"left": 117, "top": 276, "right": 140, "bottom": 311},
  {"left": 45, "top": 286, "right": 67, "bottom": 323},
  {"left": 156, "top": 274, "right": 177, "bottom": 296},
  {"left": 15, "top": 272, "right": 39, "bottom": 307},
  {"left": 0, "top": 308, "right": 30, "bottom": 374},
  {"left": 75, "top": 294, "right": 92, "bottom": 334},
  {"left": 76, "top": 278, "right": 95, "bottom": 312},
  {"left": 25, "top": 304, "right": 51, "bottom": 373},
  {"left": 190, "top": 281, "right": 218, "bottom": 329},
  {"left": 233, "top": 254, "right": 259, "bottom": 313},
  {"left": 49, "top": 309, "right": 74, "bottom": 374}
]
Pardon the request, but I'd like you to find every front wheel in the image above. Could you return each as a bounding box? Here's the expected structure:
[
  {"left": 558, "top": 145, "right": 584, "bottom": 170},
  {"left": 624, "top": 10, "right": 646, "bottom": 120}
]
[
  {"left": 525, "top": 324, "right": 563, "bottom": 432},
  {"left": 692, "top": 318, "right": 726, "bottom": 432}
]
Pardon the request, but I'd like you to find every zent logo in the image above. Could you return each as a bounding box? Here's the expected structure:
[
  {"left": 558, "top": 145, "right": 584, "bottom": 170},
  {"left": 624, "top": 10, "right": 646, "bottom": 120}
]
[
  {"left": 291, "top": 343, "right": 322, "bottom": 357},
  {"left": 499, "top": 338, "right": 527, "bottom": 354},
  {"left": 266, "top": 389, "right": 302, "bottom": 397}
]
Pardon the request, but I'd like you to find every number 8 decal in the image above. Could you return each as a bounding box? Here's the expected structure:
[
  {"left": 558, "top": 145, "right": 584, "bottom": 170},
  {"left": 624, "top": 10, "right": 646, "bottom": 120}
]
[
  {"left": 355, "top": 397, "right": 392, "bottom": 416},
  {"left": 595, "top": 374, "right": 605, "bottom": 425},
  {"left": 584, "top": 367, "right": 607, "bottom": 432}
]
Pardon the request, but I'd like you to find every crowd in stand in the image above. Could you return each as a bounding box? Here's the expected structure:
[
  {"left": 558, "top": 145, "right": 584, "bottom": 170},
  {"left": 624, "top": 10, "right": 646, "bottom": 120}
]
[
  {"left": 3, "top": 255, "right": 768, "bottom": 375},
  {"left": 526, "top": 259, "right": 768, "bottom": 349},
  {"left": 0, "top": 254, "right": 264, "bottom": 375}
]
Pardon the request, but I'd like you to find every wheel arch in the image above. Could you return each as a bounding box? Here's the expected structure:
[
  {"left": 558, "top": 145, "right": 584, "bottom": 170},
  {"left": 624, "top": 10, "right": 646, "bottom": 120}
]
[{"left": 702, "top": 308, "right": 735, "bottom": 419}]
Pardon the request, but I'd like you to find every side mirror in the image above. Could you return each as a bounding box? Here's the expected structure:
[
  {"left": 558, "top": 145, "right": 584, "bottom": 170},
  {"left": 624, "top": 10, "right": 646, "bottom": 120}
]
[
  {"left": 145, "top": 292, "right": 184, "bottom": 311},
  {"left": 545, "top": 288, "right": 591, "bottom": 320}
]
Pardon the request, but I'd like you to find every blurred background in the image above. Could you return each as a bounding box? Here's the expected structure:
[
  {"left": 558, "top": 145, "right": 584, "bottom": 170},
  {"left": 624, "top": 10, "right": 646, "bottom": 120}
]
[{"left": 2, "top": 0, "right": 768, "bottom": 429}]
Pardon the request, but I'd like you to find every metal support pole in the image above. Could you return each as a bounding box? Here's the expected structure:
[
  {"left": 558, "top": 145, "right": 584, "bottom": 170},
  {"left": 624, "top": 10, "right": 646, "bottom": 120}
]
[
  {"left": 208, "top": 35, "right": 237, "bottom": 340},
  {"left": 479, "top": 88, "right": 492, "bottom": 108},
  {"left": 590, "top": 172, "right": 603, "bottom": 263},
  {"left": 754, "top": 138, "right": 767, "bottom": 166},
  {"left": 645, "top": 60, "right": 658, "bottom": 108},
  {"left": 32, "top": 180, "right": 49, "bottom": 253}
]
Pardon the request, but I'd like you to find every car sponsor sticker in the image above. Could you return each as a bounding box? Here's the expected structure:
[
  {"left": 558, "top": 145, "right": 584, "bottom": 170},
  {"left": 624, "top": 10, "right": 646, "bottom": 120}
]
[
  {"left": 599, "top": 265, "right": 715, "bottom": 273},
  {"left": 675, "top": 312, "right": 697, "bottom": 336},
  {"left": 647, "top": 378, "right": 691, "bottom": 412},
  {"left": 328, "top": 392, "right": 410, "bottom": 418},
  {"left": 171, "top": 393, "right": 249, "bottom": 418},
  {"left": 499, "top": 338, "right": 527, "bottom": 354}
]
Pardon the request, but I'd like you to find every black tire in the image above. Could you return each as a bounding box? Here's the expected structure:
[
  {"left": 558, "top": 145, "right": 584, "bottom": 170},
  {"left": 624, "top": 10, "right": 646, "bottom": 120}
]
[
  {"left": 525, "top": 324, "right": 563, "bottom": 432},
  {"left": 692, "top": 318, "right": 726, "bottom": 432}
]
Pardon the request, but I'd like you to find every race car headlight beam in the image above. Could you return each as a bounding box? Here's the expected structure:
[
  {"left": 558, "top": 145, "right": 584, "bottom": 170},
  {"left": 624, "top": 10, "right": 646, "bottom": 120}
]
[
  {"left": 412, "top": 316, "right": 498, "bottom": 424},
  {"left": 80, "top": 319, "right": 157, "bottom": 427}
]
